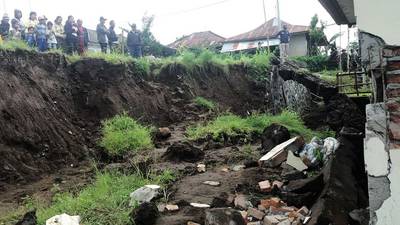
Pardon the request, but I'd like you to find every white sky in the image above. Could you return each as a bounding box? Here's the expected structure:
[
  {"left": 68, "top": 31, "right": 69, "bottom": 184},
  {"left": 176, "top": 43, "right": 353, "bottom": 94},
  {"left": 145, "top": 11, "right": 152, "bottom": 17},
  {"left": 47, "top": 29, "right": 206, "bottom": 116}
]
[{"left": 1, "top": 0, "right": 356, "bottom": 47}]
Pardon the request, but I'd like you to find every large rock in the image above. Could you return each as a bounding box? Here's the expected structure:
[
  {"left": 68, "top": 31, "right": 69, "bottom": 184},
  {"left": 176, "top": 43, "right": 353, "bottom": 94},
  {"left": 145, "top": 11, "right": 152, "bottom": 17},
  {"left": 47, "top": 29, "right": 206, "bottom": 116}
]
[
  {"left": 163, "top": 141, "right": 204, "bottom": 163},
  {"left": 326, "top": 94, "right": 365, "bottom": 132},
  {"left": 130, "top": 185, "right": 160, "bottom": 205},
  {"left": 261, "top": 124, "right": 290, "bottom": 155},
  {"left": 205, "top": 208, "right": 246, "bottom": 225},
  {"left": 16, "top": 210, "right": 37, "bottom": 225},
  {"left": 130, "top": 202, "right": 159, "bottom": 225},
  {"left": 282, "top": 80, "right": 313, "bottom": 115}
]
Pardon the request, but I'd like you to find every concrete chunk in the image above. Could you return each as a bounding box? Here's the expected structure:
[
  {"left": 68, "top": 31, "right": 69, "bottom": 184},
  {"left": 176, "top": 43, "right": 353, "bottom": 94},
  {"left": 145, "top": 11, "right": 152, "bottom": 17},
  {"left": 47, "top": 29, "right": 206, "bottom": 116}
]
[
  {"left": 286, "top": 151, "right": 308, "bottom": 171},
  {"left": 247, "top": 207, "right": 265, "bottom": 220},
  {"left": 260, "top": 137, "right": 304, "bottom": 167}
]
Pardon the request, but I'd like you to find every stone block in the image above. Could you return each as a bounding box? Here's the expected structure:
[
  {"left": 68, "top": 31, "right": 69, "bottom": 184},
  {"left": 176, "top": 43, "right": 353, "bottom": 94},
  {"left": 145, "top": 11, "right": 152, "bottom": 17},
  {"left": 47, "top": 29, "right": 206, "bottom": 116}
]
[
  {"left": 247, "top": 207, "right": 265, "bottom": 220},
  {"left": 259, "top": 180, "right": 272, "bottom": 193}
]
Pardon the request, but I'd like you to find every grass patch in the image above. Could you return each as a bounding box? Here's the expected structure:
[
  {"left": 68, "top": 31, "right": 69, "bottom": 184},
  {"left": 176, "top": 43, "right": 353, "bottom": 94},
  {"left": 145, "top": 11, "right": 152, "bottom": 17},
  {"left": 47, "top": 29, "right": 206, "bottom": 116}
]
[
  {"left": 0, "top": 39, "right": 32, "bottom": 51},
  {"left": 24, "top": 170, "right": 174, "bottom": 225},
  {"left": 186, "top": 111, "right": 329, "bottom": 141},
  {"left": 159, "top": 49, "right": 271, "bottom": 79},
  {"left": 317, "top": 69, "right": 338, "bottom": 84},
  {"left": 194, "top": 97, "right": 216, "bottom": 110},
  {"left": 99, "top": 113, "right": 153, "bottom": 155}
]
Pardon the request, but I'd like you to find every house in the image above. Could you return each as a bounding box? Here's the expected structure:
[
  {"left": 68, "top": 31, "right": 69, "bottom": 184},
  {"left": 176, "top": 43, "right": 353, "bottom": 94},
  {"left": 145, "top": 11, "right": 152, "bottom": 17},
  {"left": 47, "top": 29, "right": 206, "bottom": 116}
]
[
  {"left": 221, "top": 18, "right": 309, "bottom": 56},
  {"left": 168, "top": 31, "right": 225, "bottom": 49},
  {"left": 319, "top": 1, "right": 400, "bottom": 224},
  {"left": 86, "top": 29, "right": 101, "bottom": 52}
]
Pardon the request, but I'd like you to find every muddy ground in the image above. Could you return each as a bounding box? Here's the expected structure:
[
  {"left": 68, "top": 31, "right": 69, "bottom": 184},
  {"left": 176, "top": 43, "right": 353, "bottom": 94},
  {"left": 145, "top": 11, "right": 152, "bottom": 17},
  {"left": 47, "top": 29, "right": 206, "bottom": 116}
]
[{"left": 0, "top": 49, "right": 368, "bottom": 225}]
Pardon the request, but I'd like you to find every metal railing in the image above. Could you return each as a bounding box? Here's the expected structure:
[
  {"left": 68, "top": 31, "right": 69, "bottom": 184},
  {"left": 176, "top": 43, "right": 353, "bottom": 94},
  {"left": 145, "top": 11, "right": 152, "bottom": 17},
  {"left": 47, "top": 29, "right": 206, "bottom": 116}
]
[{"left": 336, "top": 70, "right": 372, "bottom": 96}]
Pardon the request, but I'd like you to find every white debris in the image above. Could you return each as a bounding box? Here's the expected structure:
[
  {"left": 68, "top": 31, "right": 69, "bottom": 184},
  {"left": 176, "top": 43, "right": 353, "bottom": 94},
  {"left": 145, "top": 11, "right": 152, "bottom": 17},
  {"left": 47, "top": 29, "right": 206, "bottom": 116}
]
[
  {"left": 299, "top": 137, "right": 323, "bottom": 167},
  {"left": 197, "top": 164, "right": 206, "bottom": 173},
  {"left": 322, "top": 137, "right": 340, "bottom": 162},
  {"left": 287, "top": 151, "right": 308, "bottom": 171},
  {"left": 46, "top": 213, "right": 80, "bottom": 225},
  {"left": 203, "top": 181, "right": 221, "bottom": 186},
  {"left": 260, "top": 137, "right": 305, "bottom": 167},
  {"left": 190, "top": 203, "right": 211, "bottom": 208}
]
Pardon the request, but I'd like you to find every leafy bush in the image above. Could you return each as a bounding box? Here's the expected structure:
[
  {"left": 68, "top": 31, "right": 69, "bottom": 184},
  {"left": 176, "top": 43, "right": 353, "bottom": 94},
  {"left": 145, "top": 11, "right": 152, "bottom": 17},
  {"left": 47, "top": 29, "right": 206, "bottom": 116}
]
[
  {"left": 0, "top": 39, "right": 32, "bottom": 51},
  {"left": 194, "top": 97, "right": 216, "bottom": 110},
  {"left": 32, "top": 170, "right": 174, "bottom": 225},
  {"left": 187, "top": 111, "right": 328, "bottom": 141},
  {"left": 100, "top": 113, "right": 153, "bottom": 155},
  {"left": 292, "top": 55, "right": 331, "bottom": 72},
  {"left": 159, "top": 49, "right": 271, "bottom": 79}
]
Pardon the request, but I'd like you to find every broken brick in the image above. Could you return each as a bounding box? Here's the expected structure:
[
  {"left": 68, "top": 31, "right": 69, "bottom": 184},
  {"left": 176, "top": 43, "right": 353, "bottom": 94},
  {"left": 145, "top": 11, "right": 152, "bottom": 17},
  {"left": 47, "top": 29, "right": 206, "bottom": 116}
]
[
  {"left": 259, "top": 180, "right": 272, "bottom": 192},
  {"left": 247, "top": 207, "right": 265, "bottom": 220},
  {"left": 235, "top": 194, "right": 252, "bottom": 210},
  {"left": 260, "top": 198, "right": 286, "bottom": 208},
  {"left": 263, "top": 216, "right": 279, "bottom": 225},
  {"left": 165, "top": 204, "right": 179, "bottom": 211},
  {"left": 272, "top": 180, "right": 284, "bottom": 189},
  {"left": 296, "top": 206, "right": 309, "bottom": 216}
]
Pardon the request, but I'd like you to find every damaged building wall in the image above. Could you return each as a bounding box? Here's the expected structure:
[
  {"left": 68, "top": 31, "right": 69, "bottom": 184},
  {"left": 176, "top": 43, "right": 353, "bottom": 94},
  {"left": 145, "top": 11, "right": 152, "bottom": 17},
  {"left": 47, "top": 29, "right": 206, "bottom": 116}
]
[
  {"left": 366, "top": 46, "right": 400, "bottom": 225},
  {"left": 354, "top": 0, "right": 400, "bottom": 46}
]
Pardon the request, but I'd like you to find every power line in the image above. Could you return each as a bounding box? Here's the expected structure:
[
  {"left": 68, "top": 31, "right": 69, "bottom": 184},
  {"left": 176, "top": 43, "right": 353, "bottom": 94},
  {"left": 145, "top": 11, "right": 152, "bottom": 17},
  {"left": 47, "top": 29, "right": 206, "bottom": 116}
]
[{"left": 160, "top": 0, "right": 234, "bottom": 17}]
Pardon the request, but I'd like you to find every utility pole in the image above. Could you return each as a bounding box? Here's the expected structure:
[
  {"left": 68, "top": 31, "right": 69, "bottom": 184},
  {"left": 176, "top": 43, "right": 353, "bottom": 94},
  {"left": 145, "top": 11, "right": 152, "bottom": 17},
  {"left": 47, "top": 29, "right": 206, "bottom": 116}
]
[
  {"left": 276, "top": 0, "right": 281, "bottom": 30},
  {"left": 262, "top": 0, "right": 270, "bottom": 53}
]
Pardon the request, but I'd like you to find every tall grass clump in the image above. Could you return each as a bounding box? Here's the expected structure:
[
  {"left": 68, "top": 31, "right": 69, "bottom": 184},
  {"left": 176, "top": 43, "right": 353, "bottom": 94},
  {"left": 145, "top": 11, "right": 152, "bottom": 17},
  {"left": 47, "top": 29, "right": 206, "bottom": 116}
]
[
  {"left": 32, "top": 170, "right": 174, "bottom": 225},
  {"left": 187, "top": 111, "right": 326, "bottom": 141},
  {"left": 194, "top": 97, "right": 216, "bottom": 110},
  {"left": 99, "top": 113, "right": 153, "bottom": 155},
  {"left": 0, "top": 39, "right": 32, "bottom": 51}
]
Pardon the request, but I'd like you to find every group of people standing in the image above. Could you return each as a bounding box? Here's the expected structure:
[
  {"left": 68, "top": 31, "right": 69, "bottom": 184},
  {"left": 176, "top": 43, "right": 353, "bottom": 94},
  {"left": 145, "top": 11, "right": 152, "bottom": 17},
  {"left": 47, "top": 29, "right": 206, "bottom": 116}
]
[{"left": 0, "top": 9, "right": 143, "bottom": 57}]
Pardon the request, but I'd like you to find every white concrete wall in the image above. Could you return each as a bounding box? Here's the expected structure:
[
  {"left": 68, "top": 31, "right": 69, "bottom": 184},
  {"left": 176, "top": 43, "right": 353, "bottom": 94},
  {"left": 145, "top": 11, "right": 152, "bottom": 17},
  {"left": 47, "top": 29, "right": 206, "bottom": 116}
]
[
  {"left": 288, "top": 34, "right": 308, "bottom": 57},
  {"left": 354, "top": 0, "right": 400, "bottom": 45}
]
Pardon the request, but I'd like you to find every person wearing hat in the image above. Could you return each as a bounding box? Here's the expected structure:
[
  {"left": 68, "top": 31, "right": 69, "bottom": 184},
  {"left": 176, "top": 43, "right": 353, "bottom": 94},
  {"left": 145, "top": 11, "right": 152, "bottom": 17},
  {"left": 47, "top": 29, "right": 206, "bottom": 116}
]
[
  {"left": 36, "top": 16, "right": 48, "bottom": 52},
  {"left": 96, "top": 16, "right": 109, "bottom": 53},
  {"left": 127, "top": 23, "right": 142, "bottom": 58},
  {"left": 0, "top": 14, "right": 10, "bottom": 40}
]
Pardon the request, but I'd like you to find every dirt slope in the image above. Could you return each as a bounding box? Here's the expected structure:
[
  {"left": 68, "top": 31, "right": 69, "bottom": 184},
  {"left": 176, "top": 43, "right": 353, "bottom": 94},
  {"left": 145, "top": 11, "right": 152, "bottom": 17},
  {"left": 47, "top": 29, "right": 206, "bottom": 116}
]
[{"left": 0, "top": 50, "right": 265, "bottom": 188}]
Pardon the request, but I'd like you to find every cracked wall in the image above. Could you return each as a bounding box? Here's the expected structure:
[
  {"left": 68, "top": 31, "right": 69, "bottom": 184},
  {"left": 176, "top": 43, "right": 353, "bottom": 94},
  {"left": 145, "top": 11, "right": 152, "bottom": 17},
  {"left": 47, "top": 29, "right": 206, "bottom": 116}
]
[{"left": 366, "top": 46, "right": 400, "bottom": 225}]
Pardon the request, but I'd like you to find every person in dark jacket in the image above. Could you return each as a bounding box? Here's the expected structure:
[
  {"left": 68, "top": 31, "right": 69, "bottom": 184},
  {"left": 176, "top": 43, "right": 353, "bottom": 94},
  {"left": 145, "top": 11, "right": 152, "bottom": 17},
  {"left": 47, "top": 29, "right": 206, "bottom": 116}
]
[
  {"left": 64, "top": 15, "right": 77, "bottom": 54},
  {"left": 0, "top": 14, "right": 10, "bottom": 40},
  {"left": 107, "top": 20, "right": 118, "bottom": 53},
  {"left": 76, "top": 19, "right": 89, "bottom": 55},
  {"left": 96, "top": 16, "right": 108, "bottom": 53},
  {"left": 127, "top": 23, "right": 142, "bottom": 58}
]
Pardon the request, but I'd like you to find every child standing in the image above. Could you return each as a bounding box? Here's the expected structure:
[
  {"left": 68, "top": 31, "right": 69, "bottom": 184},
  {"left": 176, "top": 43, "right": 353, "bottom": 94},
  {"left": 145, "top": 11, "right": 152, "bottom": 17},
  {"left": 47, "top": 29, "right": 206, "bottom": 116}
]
[
  {"left": 46, "top": 21, "right": 57, "bottom": 50},
  {"left": 36, "top": 16, "right": 47, "bottom": 52},
  {"left": 10, "top": 20, "right": 22, "bottom": 40},
  {"left": 25, "top": 26, "right": 36, "bottom": 47}
]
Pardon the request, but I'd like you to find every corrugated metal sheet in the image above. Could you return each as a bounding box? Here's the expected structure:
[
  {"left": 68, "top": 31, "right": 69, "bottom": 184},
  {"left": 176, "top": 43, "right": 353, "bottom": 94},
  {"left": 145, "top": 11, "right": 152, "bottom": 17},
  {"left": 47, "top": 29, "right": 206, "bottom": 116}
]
[
  {"left": 225, "top": 18, "right": 309, "bottom": 43},
  {"left": 221, "top": 38, "right": 280, "bottom": 53},
  {"left": 168, "top": 31, "right": 225, "bottom": 49}
]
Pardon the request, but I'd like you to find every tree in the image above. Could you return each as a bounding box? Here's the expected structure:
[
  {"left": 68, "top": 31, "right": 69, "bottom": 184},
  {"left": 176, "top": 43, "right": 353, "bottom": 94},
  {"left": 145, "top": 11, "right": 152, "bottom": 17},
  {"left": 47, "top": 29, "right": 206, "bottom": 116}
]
[
  {"left": 141, "top": 15, "right": 175, "bottom": 57},
  {"left": 308, "top": 14, "right": 327, "bottom": 56}
]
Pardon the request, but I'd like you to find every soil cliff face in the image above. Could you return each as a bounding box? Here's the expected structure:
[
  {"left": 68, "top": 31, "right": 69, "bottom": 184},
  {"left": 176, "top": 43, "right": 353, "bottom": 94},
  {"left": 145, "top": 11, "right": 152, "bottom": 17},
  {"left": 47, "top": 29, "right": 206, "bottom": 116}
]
[{"left": 0, "top": 50, "right": 265, "bottom": 187}]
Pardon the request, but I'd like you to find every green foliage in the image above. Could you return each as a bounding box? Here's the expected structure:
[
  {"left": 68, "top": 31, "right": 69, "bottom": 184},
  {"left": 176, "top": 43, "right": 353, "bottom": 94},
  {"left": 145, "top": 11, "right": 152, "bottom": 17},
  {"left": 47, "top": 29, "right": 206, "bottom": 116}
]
[
  {"left": 194, "top": 97, "right": 216, "bottom": 110},
  {"left": 318, "top": 69, "right": 339, "bottom": 84},
  {"left": 30, "top": 170, "right": 174, "bottom": 225},
  {"left": 309, "top": 14, "right": 327, "bottom": 56},
  {"left": 141, "top": 15, "right": 175, "bottom": 57},
  {"left": 0, "top": 39, "right": 32, "bottom": 51},
  {"left": 187, "top": 111, "right": 326, "bottom": 141},
  {"left": 292, "top": 55, "right": 331, "bottom": 72},
  {"left": 100, "top": 113, "right": 153, "bottom": 155},
  {"left": 160, "top": 49, "right": 271, "bottom": 80}
]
